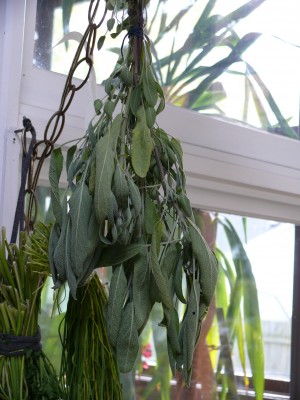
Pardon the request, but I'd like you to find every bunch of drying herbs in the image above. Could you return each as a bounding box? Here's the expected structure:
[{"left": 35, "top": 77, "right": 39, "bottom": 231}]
[
  {"left": 49, "top": 0, "right": 218, "bottom": 387},
  {"left": 0, "top": 225, "right": 63, "bottom": 400}
]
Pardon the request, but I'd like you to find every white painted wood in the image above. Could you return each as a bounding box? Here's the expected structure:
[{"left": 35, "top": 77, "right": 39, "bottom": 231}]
[{"left": 0, "top": 0, "right": 27, "bottom": 239}]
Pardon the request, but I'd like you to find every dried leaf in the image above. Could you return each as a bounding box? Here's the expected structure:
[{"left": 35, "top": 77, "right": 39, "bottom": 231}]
[
  {"left": 131, "top": 106, "right": 153, "bottom": 178},
  {"left": 116, "top": 302, "right": 139, "bottom": 373}
]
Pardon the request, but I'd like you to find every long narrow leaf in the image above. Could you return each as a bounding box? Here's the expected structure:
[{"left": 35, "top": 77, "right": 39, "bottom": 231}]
[
  {"left": 221, "top": 218, "right": 264, "bottom": 400},
  {"left": 246, "top": 64, "right": 298, "bottom": 138}
]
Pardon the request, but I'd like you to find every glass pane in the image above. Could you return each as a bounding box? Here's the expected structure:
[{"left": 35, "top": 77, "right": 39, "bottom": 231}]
[
  {"left": 216, "top": 214, "right": 293, "bottom": 381},
  {"left": 34, "top": 0, "right": 300, "bottom": 139}
]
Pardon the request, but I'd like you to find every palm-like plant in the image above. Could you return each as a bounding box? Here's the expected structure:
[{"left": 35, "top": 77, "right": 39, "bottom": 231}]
[{"left": 146, "top": 0, "right": 297, "bottom": 138}]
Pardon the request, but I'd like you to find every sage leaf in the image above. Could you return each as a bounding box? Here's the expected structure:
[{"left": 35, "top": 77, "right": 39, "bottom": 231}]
[
  {"left": 162, "top": 243, "right": 179, "bottom": 277},
  {"left": 113, "top": 163, "right": 129, "bottom": 206},
  {"left": 133, "top": 248, "right": 151, "bottom": 330},
  {"left": 166, "top": 308, "right": 181, "bottom": 354},
  {"left": 144, "top": 194, "right": 158, "bottom": 235},
  {"left": 107, "top": 191, "right": 118, "bottom": 225},
  {"left": 184, "top": 280, "right": 201, "bottom": 386},
  {"left": 130, "top": 87, "right": 142, "bottom": 116},
  {"left": 99, "top": 243, "right": 141, "bottom": 267},
  {"left": 49, "top": 148, "right": 64, "bottom": 226},
  {"left": 53, "top": 195, "right": 68, "bottom": 286},
  {"left": 142, "top": 65, "right": 158, "bottom": 107},
  {"left": 65, "top": 218, "right": 78, "bottom": 299},
  {"left": 94, "top": 99, "right": 103, "bottom": 115},
  {"left": 104, "top": 100, "right": 115, "bottom": 118},
  {"left": 94, "top": 134, "right": 116, "bottom": 225},
  {"left": 119, "top": 65, "right": 133, "bottom": 86},
  {"left": 105, "top": 77, "right": 113, "bottom": 97},
  {"left": 88, "top": 158, "right": 96, "bottom": 194},
  {"left": 174, "top": 256, "right": 186, "bottom": 304},
  {"left": 69, "top": 181, "right": 98, "bottom": 278},
  {"left": 151, "top": 224, "right": 173, "bottom": 310},
  {"left": 97, "top": 35, "right": 105, "bottom": 50},
  {"left": 167, "top": 338, "right": 176, "bottom": 377},
  {"left": 106, "top": 265, "right": 127, "bottom": 347},
  {"left": 131, "top": 106, "right": 153, "bottom": 178},
  {"left": 107, "top": 17, "right": 115, "bottom": 31},
  {"left": 66, "top": 145, "right": 77, "bottom": 174},
  {"left": 116, "top": 301, "right": 139, "bottom": 373},
  {"left": 48, "top": 222, "right": 60, "bottom": 285},
  {"left": 145, "top": 106, "right": 156, "bottom": 129},
  {"left": 128, "top": 177, "right": 141, "bottom": 216},
  {"left": 188, "top": 221, "right": 218, "bottom": 305}
]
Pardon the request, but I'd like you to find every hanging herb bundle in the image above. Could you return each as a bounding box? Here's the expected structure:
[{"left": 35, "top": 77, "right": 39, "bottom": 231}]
[
  {"left": 59, "top": 272, "right": 122, "bottom": 399},
  {"left": 0, "top": 225, "right": 63, "bottom": 400},
  {"left": 49, "top": 0, "right": 218, "bottom": 386}
]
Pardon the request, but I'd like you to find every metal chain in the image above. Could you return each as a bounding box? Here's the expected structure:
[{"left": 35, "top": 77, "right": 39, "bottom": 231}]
[{"left": 25, "top": 0, "right": 108, "bottom": 232}]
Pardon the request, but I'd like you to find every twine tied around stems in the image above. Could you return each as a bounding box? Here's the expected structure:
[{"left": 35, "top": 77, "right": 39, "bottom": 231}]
[{"left": 0, "top": 328, "right": 41, "bottom": 357}]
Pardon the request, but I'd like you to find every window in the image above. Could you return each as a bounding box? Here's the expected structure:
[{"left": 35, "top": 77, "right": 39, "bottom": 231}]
[
  {"left": 1, "top": 0, "right": 300, "bottom": 398},
  {"left": 34, "top": 0, "right": 300, "bottom": 138}
]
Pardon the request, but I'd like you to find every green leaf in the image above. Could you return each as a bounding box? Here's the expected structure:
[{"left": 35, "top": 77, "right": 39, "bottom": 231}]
[
  {"left": 104, "top": 99, "right": 115, "bottom": 118},
  {"left": 94, "top": 115, "right": 122, "bottom": 224},
  {"left": 119, "top": 65, "right": 133, "bottom": 86},
  {"left": 221, "top": 218, "right": 264, "bottom": 399},
  {"left": 145, "top": 106, "right": 156, "bottom": 129},
  {"left": 99, "top": 243, "right": 142, "bottom": 267},
  {"left": 65, "top": 218, "right": 78, "bottom": 299},
  {"left": 133, "top": 248, "right": 151, "bottom": 330},
  {"left": 106, "top": 265, "right": 127, "bottom": 347},
  {"left": 48, "top": 222, "right": 60, "bottom": 284},
  {"left": 130, "top": 87, "right": 142, "bottom": 116},
  {"left": 142, "top": 66, "right": 158, "bottom": 107},
  {"left": 94, "top": 99, "right": 103, "bottom": 115},
  {"left": 116, "top": 301, "right": 139, "bottom": 373},
  {"left": 66, "top": 145, "right": 77, "bottom": 174},
  {"left": 188, "top": 221, "right": 218, "bottom": 305},
  {"left": 69, "top": 181, "right": 99, "bottom": 278},
  {"left": 246, "top": 63, "right": 298, "bottom": 138},
  {"left": 107, "top": 18, "right": 115, "bottom": 31},
  {"left": 128, "top": 177, "right": 142, "bottom": 217},
  {"left": 53, "top": 195, "right": 68, "bottom": 286},
  {"left": 174, "top": 255, "right": 186, "bottom": 304},
  {"left": 62, "top": 0, "right": 74, "bottom": 36},
  {"left": 97, "top": 35, "right": 106, "bottom": 51},
  {"left": 113, "top": 163, "right": 129, "bottom": 206},
  {"left": 144, "top": 193, "right": 158, "bottom": 235},
  {"left": 182, "top": 280, "right": 201, "bottom": 386},
  {"left": 49, "top": 148, "right": 64, "bottom": 226},
  {"left": 131, "top": 106, "right": 153, "bottom": 178},
  {"left": 151, "top": 223, "right": 173, "bottom": 310},
  {"left": 94, "top": 135, "right": 115, "bottom": 224}
]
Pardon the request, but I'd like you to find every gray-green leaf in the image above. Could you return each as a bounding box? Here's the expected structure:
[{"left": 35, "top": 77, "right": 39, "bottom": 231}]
[
  {"left": 49, "top": 148, "right": 64, "bottom": 226},
  {"left": 131, "top": 106, "right": 153, "bottom": 178},
  {"left": 142, "top": 65, "right": 158, "bottom": 107},
  {"left": 116, "top": 301, "right": 139, "bottom": 373},
  {"left": 106, "top": 265, "right": 127, "bottom": 347}
]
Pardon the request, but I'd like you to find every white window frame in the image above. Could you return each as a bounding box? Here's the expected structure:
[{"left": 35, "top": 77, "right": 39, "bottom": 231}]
[{"left": 1, "top": 0, "right": 300, "bottom": 241}]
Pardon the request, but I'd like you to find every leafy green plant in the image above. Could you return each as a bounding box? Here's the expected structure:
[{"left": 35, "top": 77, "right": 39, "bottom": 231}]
[
  {"left": 0, "top": 225, "right": 63, "bottom": 400},
  {"left": 140, "top": 0, "right": 297, "bottom": 138},
  {"left": 215, "top": 217, "right": 264, "bottom": 400}
]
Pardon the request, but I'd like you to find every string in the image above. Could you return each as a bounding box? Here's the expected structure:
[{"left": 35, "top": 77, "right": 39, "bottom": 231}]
[
  {"left": 0, "top": 328, "right": 41, "bottom": 357},
  {"left": 10, "top": 117, "right": 36, "bottom": 244}
]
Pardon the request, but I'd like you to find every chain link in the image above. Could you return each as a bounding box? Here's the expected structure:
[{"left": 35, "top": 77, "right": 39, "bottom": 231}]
[{"left": 26, "top": 0, "right": 108, "bottom": 232}]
